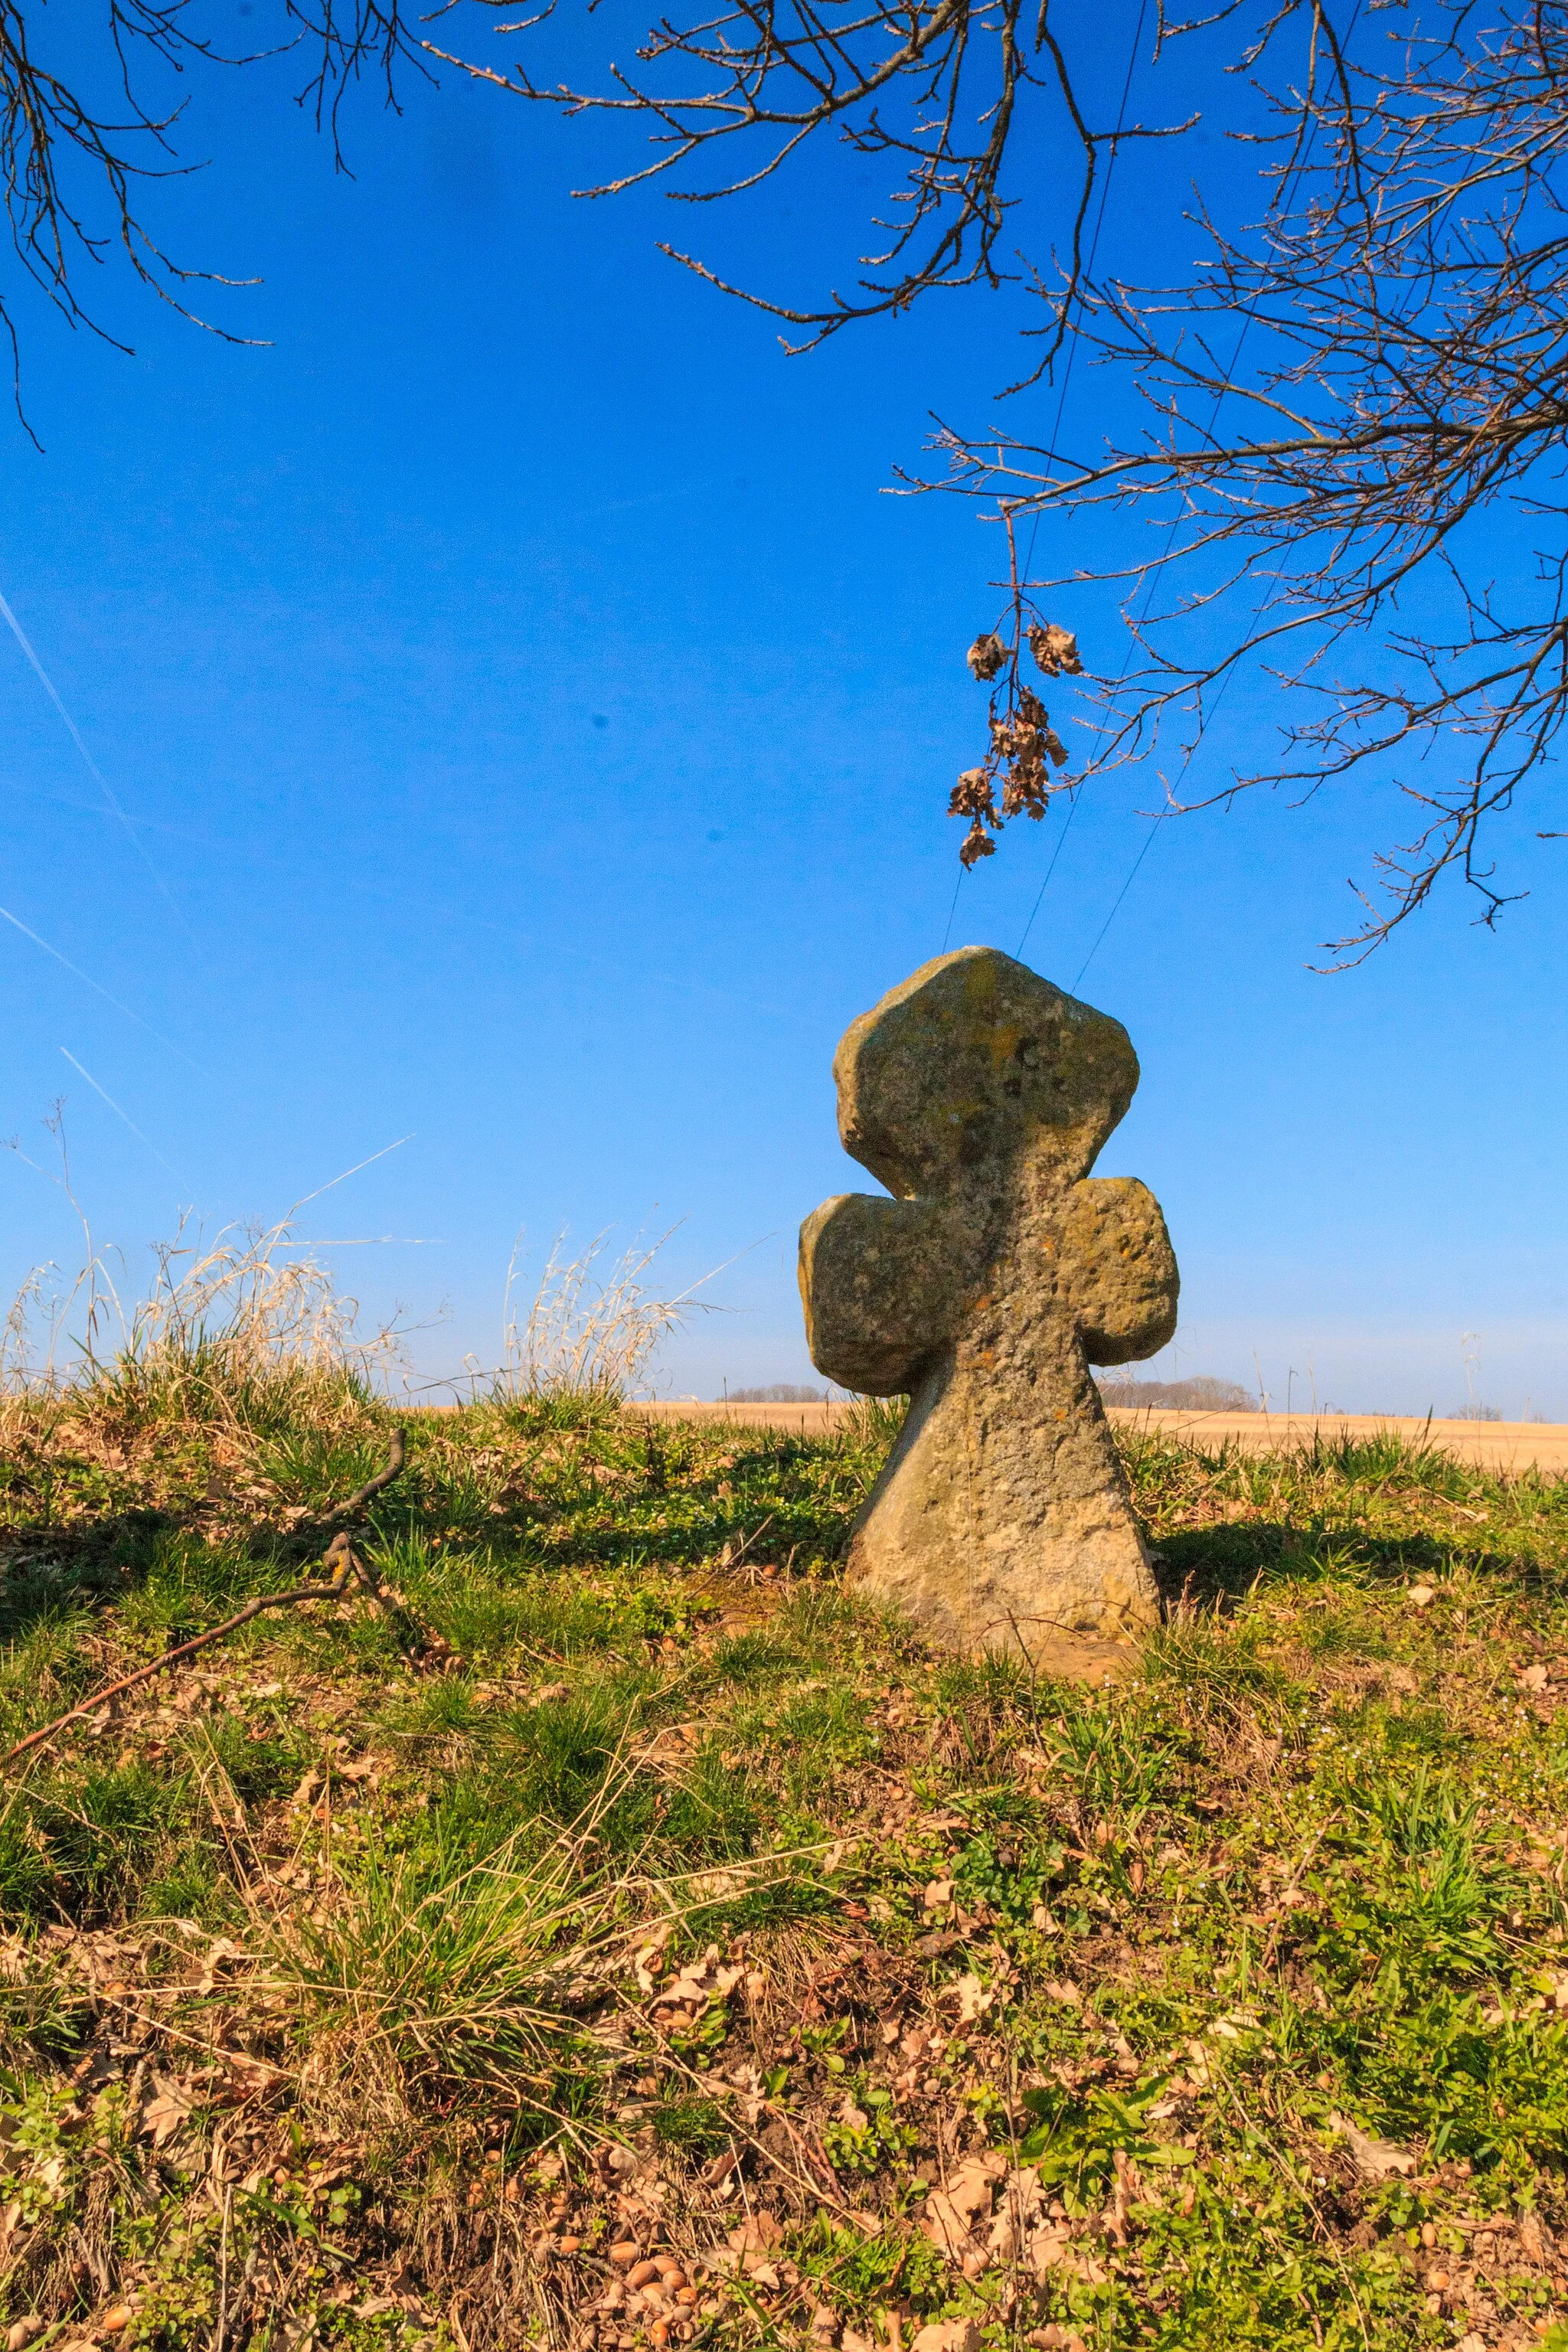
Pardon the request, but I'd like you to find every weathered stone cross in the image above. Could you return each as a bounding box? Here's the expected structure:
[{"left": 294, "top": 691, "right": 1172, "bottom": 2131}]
[{"left": 799, "top": 946, "right": 1178, "bottom": 1672}]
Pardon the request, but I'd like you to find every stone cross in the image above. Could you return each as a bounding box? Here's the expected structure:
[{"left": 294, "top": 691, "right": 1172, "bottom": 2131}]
[{"left": 799, "top": 946, "right": 1178, "bottom": 1674}]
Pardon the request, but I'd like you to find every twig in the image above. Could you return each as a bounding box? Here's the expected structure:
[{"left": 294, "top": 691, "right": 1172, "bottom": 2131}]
[
  {"left": 4, "top": 1550, "right": 354, "bottom": 1769},
  {"left": 217, "top": 2183, "right": 233, "bottom": 2352},
  {"left": 1, "top": 1432, "right": 419, "bottom": 1772},
  {"left": 620, "top": 1991, "right": 864, "bottom": 2223},
  {"left": 322, "top": 1425, "right": 407, "bottom": 1518},
  {"left": 724, "top": 1514, "right": 776, "bottom": 1578}
]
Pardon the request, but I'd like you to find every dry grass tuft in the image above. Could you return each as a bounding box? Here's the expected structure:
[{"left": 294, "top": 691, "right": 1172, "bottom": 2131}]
[
  {"left": 494, "top": 1225, "right": 716, "bottom": 1413},
  {"left": 3, "top": 1210, "right": 398, "bottom": 1433}
]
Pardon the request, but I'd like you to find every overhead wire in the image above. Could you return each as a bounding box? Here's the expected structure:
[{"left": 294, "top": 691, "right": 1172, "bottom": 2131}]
[
  {"left": 1011, "top": 0, "right": 1150, "bottom": 959},
  {"left": 1043, "top": 0, "right": 1370, "bottom": 987},
  {"left": 943, "top": 0, "right": 1150, "bottom": 956}
]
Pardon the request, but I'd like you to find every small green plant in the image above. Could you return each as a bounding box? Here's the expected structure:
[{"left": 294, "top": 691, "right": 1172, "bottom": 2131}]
[
  {"left": 794, "top": 2216, "right": 949, "bottom": 2322},
  {"left": 1017, "top": 2076, "right": 1193, "bottom": 2214},
  {"left": 801, "top": 2017, "right": 853, "bottom": 2073},
  {"left": 648, "top": 2095, "right": 733, "bottom": 2157},
  {"left": 1041, "top": 1695, "right": 1183, "bottom": 1828},
  {"left": 822, "top": 2078, "right": 917, "bottom": 2174}
]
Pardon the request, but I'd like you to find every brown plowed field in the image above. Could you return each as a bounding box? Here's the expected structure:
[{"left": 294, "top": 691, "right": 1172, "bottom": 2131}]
[{"left": 633, "top": 1397, "right": 1568, "bottom": 1472}]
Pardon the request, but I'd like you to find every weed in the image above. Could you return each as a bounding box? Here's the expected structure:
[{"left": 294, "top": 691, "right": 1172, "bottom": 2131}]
[
  {"left": 795, "top": 2216, "right": 949, "bottom": 2321},
  {"left": 495, "top": 1225, "right": 717, "bottom": 1409},
  {"left": 837, "top": 1396, "right": 908, "bottom": 1455},
  {"left": 648, "top": 2095, "right": 733, "bottom": 2157},
  {"left": 1018, "top": 2074, "right": 1193, "bottom": 2213},
  {"left": 269, "top": 1815, "right": 609, "bottom": 2102}
]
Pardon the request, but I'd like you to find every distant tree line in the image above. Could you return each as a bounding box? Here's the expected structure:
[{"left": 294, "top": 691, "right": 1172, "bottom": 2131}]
[
  {"left": 720, "top": 1383, "right": 828, "bottom": 1404},
  {"left": 1097, "top": 1374, "right": 1258, "bottom": 1413}
]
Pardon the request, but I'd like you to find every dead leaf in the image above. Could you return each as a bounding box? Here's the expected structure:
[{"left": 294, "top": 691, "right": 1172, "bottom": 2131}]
[
  {"left": 195, "top": 1937, "right": 246, "bottom": 1996},
  {"left": 1027, "top": 2227, "right": 1075, "bottom": 2282},
  {"left": 949, "top": 1972, "right": 995, "bottom": 2026},
  {"left": 715, "top": 2212, "right": 786, "bottom": 2272},
  {"left": 1331, "top": 2114, "right": 1415, "bottom": 2178},
  {"left": 911, "top": 2325, "right": 981, "bottom": 2352},
  {"left": 632, "top": 1925, "right": 674, "bottom": 1994},
  {"left": 985, "top": 2167, "right": 1044, "bottom": 2266},
  {"left": 140, "top": 2073, "right": 194, "bottom": 2148},
  {"left": 1406, "top": 1584, "right": 1436, "bottom": 1609},
  {"left": 1519, "top": 1664, "right": 1550, "bottom": 1692},
  {"left": 922, "top": 2154, "right": 1007, "bottom": 2260}
]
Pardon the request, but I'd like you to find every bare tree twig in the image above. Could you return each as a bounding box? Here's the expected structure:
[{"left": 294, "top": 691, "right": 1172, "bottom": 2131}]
[
  {"left": 1, "top": 1428, "right": 425, "bottom": 1772},
  {"left": 924, "top": 0, "right": 1568, "bottom": 953},
  {"left": 322, "top": 1422, "right": 407, "bottom": 1517},
  {"left": 0, "top": 0, "right": 426, "bottom": 427}
]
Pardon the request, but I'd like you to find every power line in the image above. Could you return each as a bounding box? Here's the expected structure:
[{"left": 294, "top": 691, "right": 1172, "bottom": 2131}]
[
  {"left": 1041, "top": 0, "right": 1369, "bottom": 986},
  {"left": 1013, "top": 0, "right": 1149, "bottom": 959},
  {"left": 1072, "top": 812, "right": 1162, "bottom": 987},
  {"left": 946, "top": 0, "right": 1148, "bottom": 959},
  {"left": 940, "top": 861, "right": 965, "bottom": 952},
  {"left": 1021, "top": 0, "right": 1149, "bottom": 589}
]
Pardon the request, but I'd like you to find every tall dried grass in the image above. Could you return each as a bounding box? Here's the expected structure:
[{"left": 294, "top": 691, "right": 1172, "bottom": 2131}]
[
  {"left": 4, "top": 1113, "right": 708, "bottom": 1437},
  {"left": 489, "top": 1226, "right": 716, "bottom": 1413},
  {"left": 2, "top": 1212, "right": 403, "bottom": 1436}
]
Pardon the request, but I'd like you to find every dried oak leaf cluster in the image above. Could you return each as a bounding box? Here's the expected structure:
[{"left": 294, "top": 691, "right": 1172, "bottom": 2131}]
[{"left": 952, "top": 623, "right": 1083, "bottom": 867}]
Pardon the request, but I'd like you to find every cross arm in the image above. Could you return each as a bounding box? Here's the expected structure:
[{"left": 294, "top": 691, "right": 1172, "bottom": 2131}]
[
  {"left": 799, "top": 1194, "right": 955, "bottom": 1396},
  {"left": 1056, "top": 1178, "right": 1179, "bottom": 1367}
]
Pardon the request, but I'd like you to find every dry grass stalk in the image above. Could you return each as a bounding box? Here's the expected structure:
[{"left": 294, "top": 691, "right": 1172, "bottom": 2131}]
[
  {"left": 494, "top": 1226, "right": 716, "bottom": 1408},
  {"left": 0, "top": 1207, "right": 406, "bottom": 1438},
  {"left": 0, "top": 1432, "right": 419, "bottom": 1770}
]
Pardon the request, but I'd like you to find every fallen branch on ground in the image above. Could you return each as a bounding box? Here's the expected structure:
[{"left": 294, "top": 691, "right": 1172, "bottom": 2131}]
[
  {"left": 2, "top": 1429, "right": 443, "bottom": 1772},
  {"left": 322, "top": 1426, "right": 407, "bottom": 1517}
]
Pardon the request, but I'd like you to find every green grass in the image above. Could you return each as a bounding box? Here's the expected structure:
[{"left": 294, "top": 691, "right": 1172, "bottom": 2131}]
[{"left": 0, "top": 1394, "right": 1566, "bottom": 2349}]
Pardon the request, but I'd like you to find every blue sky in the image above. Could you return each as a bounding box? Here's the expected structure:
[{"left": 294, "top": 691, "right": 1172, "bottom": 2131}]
[{"left": 0, "top": 8, "right": 1563, "bottom": 1416}]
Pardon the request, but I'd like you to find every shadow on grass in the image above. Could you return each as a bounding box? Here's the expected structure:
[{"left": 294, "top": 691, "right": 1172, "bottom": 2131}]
[{"left": 1151, "top": 1520, "right": 1544, "bottom": 1615}]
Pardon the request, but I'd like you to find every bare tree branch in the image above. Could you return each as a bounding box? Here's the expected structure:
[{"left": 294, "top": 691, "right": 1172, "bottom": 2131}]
[
  {"left": 426, "top": 0, "right": 1164, "bottom": 345},
  {"left": 0, "top": 0, "right": 426, "bottom": 433},
  {"left": 19, "top": 0, "right": 1568, "bottom": 958},
  {"left": 926, "top": 0, "right": 1568, "bottom": 955}
]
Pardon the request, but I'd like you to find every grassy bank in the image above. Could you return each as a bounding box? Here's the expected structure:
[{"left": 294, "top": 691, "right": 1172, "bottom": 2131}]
[{"left": 0, "top": 1381, "right": 1566, "bottom": 2352}]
